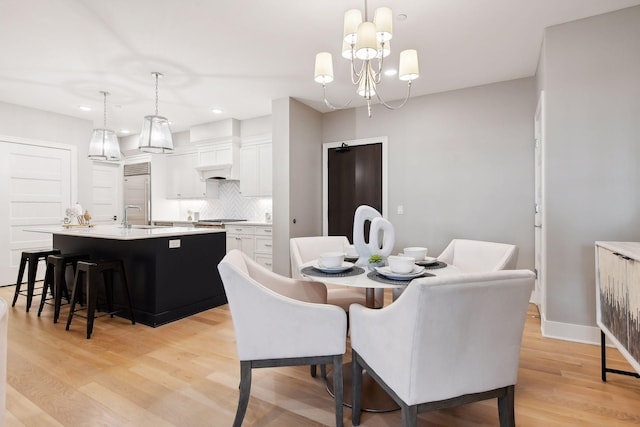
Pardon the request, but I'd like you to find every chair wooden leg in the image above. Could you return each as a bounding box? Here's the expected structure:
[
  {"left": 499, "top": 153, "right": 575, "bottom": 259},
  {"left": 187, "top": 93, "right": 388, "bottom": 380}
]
[
  {"left": 401, "top": 404, "right": 418, "bottom": 427},
  {"left": 498, "top": 385, "right": 515, "bottom": 427},
  {"left": 352, "top": 352, "right": 363, "bottom": 426},
  {"left": 233, "top": 361, "right": 251, "bottom": 427},
  {"left": 333, "top": 355, "right": 343, "bottom": 427}
]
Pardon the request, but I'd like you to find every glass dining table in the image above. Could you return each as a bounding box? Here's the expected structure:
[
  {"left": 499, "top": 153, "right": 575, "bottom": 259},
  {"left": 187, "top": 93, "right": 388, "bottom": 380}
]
[{"left": 300, "top": 258, "right": 462, "bottom": 412}]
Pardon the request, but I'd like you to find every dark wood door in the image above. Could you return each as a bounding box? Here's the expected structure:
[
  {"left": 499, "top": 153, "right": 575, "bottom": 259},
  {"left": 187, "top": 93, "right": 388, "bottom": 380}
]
[{"left": 327, "top": 143, "right": 383, "bottom": 241}]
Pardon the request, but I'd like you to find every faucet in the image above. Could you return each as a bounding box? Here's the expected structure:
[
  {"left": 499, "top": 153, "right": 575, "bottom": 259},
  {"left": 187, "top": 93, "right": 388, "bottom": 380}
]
[{"left": 123, "top": 205, "right": 141, "bottom": 229}]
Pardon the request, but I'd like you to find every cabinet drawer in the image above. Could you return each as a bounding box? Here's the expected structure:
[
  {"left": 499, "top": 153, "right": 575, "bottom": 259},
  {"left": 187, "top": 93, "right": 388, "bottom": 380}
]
[
  {"left": 255, "top": 254, "right": 273, "bottom": 270},
  {"left": 254, "top": 226, "right": 273, "bottom": 236},
  {"left": 224, "top": 225, "right": 254, "bottom": 235},
  {"left": 255, "top": 237, "right": 273, "bottom": 254}
]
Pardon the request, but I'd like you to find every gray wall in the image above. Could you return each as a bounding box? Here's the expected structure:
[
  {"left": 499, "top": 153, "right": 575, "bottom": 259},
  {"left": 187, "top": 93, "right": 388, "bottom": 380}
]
[
  {"left": 0, "top": 100, "right": 94, "bottom": 206},
  {"left": 540, "top": 6, "right": 640, "bottom": 326},
  {"left": 323, "top": 78, "right": 536, "bottom": 267}
]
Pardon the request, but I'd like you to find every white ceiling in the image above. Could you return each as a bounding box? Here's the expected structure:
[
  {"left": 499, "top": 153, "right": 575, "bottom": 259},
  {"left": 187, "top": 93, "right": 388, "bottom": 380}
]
[{"left": 1, "top": 0, "right": 639, "bottom": 135}]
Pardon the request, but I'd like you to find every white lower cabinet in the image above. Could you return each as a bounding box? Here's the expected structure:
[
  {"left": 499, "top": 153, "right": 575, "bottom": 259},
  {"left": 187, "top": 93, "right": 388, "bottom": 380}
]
[{"left": 225, "top": 224, "right": 272, "bottom": 270}]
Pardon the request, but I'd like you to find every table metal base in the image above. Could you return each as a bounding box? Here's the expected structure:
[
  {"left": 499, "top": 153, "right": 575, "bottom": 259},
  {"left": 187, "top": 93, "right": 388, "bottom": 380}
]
[{"left": 325, "top": 362, "right": 400, "bottom": 413}]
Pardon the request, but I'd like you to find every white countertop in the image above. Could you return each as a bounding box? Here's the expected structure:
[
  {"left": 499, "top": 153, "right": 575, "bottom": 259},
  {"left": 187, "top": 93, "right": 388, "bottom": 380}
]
[{"left": 27, "top": 224, "right": 226, "bottom": 240}]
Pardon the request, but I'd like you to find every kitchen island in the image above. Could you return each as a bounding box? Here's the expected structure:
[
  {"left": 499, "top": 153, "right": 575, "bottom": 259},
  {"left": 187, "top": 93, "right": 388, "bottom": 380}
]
[{"left": 30, "top": 225, "right": 227, "bottom": 327}]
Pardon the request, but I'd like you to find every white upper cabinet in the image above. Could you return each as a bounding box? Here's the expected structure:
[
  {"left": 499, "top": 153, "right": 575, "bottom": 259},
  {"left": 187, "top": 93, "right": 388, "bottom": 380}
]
[
  {"left": 240, "top": 142, "right": 272, "bottom": 197},
  {"left": 166, "top": 151, "right": 206, "bottom": 199}
]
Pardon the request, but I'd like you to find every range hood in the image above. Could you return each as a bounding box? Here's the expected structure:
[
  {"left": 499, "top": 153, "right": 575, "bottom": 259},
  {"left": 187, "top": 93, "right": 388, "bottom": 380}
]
[{"left": 196, "top": 164, "right": 234, "bottom": 180}]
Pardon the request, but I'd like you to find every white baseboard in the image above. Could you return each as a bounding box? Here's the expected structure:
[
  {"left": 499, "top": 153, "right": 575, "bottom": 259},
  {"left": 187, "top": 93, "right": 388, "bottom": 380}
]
[{"left": 540, "top": 313, "right": 601, "bottom": 345}]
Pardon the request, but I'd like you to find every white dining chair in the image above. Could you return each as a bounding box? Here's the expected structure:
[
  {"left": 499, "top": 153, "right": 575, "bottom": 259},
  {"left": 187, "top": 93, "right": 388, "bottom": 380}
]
[
  {"left": 437, "top": 239, "right": 519, "bottom": 272},
  {"left": 351, "top": 270, "right": 535, "bottom": 427},
  {"left": 290, "top": 236, "right": 383, "bottom": 310},
  {"left": 393, "top": 239, "right": 519, "bottom": 301},
  {"left": 218, "top": 250, "right": 347, "bottom": 427}
]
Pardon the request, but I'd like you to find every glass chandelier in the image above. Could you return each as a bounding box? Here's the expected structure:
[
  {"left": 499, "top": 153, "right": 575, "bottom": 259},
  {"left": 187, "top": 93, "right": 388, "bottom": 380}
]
[
  {"left": 138, "top": 72, "right": 173, "bottom": 153},
  {"left": 88, "top": 91, "right": 121, "bottom": 161},
  {"left": 314, "top": 1, "right": 419, "bottom": 118}
]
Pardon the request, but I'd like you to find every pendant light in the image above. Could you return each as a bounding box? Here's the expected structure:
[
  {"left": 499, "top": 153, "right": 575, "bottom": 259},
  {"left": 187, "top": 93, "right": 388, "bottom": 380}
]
[
  {"left": 88, "top": 91, "right": 121, "bottom": 161},
  {"left": 138, "top": 72, "right": 173, "bottom": 153}
]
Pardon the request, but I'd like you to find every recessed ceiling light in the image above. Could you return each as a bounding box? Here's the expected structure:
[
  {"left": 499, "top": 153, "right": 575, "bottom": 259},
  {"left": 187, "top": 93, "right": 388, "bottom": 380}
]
[
  {"left": 211, "top": 108, "right": 224, "bottom": 114},
  {"left": 384, "top": 69, "right": 398, "bottom": 77},
  {"left": 397, "top": 14, "right": 407, "bottom": 21},
  {"left": 119, "top": 129, "right": 131, "bottom": 134},
  {"left": 78, "top": 105, "right": 92, "bottom": 111}
]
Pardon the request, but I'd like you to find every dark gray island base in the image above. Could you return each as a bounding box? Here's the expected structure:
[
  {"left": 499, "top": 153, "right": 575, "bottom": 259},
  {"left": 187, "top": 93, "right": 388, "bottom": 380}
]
[{"left": 53, "top": 231, "right": 227, "bottom": 327}]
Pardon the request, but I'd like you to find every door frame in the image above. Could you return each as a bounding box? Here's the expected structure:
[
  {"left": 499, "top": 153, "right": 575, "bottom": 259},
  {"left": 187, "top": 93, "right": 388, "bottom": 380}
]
[
  {"left": 322, "top": 136, "right": 388, "bottom": 236},
  {"left": 533, "top": 92, "right": 546, "bottom": 316}
]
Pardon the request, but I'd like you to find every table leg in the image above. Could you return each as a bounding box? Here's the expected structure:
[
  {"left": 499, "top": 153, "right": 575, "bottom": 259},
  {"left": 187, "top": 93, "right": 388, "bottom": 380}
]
[{"left": 365, "top": 288, "right": 375, "bottom": 308}]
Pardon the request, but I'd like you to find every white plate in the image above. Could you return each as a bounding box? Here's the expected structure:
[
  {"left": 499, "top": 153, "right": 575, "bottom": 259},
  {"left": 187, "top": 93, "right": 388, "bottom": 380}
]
[
  {"left": 375, "top": 266, "right": 426, "bottom": 280},
  {"left": 398, "top": 253, "right": 438, "bottom": 265},
  {"left": 313, "top": 261, "right": 354, "bottom": 273}
]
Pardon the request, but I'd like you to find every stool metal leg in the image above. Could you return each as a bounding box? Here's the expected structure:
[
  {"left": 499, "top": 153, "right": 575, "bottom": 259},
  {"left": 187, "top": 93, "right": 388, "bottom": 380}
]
[
  {"left": 66, "top": 268, "right": 83, "bottom": 332},
  {"left": 26, "top": 254, "right": 39, "bottom": 312},
  {"left": 37, "top": 262, "right": 55, "bottom": 317},
  {"left": 86, "top": 265, "right": 99, "bottom": 339},
  {"left": 53, "top": 259, "right": 67, "bottom": 324},
  {"left": 12, "top": 255, "right": 28, "bottom": 307},
  {"left": 118, "top": 262, "right": 136, "bottom": 325}
]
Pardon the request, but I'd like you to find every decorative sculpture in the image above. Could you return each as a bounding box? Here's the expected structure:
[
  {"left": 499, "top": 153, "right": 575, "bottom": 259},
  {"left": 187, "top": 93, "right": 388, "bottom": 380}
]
[{"left": 352, "top": 205, "right": 395, "bottom": 266}]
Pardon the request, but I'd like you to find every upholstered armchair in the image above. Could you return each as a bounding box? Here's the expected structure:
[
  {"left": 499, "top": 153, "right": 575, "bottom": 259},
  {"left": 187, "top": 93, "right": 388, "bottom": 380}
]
[
  {"left": 218, "top": 250, "right": 347, "bottom": 427},
  {"left": 290, "top": 236, "right": 383, "bottom": 309},
  {"left": 351, "top": 270, "right": 535, "bottom": 427},
  {"left": 437, "top": 239, "right": 519, "bottom": 272}
]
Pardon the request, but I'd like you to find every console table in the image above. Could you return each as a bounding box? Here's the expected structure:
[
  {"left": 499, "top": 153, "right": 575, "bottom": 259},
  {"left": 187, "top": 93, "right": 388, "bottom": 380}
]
[{"left": 595, "top": 241, "right": 640, "bottom": 381}]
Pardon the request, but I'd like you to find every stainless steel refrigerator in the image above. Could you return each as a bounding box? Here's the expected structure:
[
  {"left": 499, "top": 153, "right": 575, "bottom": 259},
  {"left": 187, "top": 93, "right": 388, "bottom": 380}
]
[{"left": 123, "top": 162, "right": 151, "bottom": 225}]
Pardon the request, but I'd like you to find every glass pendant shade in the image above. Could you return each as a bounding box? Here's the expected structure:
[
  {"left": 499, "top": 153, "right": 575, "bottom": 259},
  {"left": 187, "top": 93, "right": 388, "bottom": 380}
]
[
  {"left": 138, "top": 115, "right": 173, "bottom": 153},
  {"left": 88, "top": 91, "right": 121, "bottom": 161},
  {"left": 88, "top": 128, "right": 121, "bottom": 161}
]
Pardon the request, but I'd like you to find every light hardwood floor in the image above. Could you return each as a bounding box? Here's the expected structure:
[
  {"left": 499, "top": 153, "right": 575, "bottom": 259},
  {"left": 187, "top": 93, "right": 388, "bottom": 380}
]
[{"left": 1, "top": 285, "right": 639, "bottom": 426}]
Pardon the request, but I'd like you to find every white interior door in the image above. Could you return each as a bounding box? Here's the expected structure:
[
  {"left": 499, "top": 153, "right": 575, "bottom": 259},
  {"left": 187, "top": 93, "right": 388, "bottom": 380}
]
[
  {"left": 91, "top": 161, "right": 122, "bottom": 224},
  {"left": 0, "top": 138, "right": 74, "bottom": 286},
  {"left": 533, "top": 92, "right": 546, "bottom": 316}
]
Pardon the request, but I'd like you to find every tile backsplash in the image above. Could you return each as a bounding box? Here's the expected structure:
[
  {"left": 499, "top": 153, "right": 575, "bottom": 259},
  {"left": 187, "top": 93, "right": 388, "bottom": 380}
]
[{"left": 176, "top": 180, "right": 272, "bottom": 222}]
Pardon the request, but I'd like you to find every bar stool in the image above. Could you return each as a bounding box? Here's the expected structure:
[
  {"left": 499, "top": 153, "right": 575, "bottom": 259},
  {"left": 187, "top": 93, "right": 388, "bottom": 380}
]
[
  {"left": 65, "top": 260, "right": 136, "bottom": 339},
  {"left": 38, "top": 253, "right": 90, "bottom": 323},
  {"left": 12, "top": 249, "right": 61, "bottom": 312}
]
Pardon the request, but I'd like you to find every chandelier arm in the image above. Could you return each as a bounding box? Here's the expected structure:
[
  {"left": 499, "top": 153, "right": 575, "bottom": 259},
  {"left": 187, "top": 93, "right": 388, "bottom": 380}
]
[
  {"left": 321, "top": 83, "right": 356, "bottom": 110},
  {"left": 374, "top": 81, "right": 414, "bottom": 110},
  {"left": 351, "top": 58, "right": 366, "bottom": 85}
]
